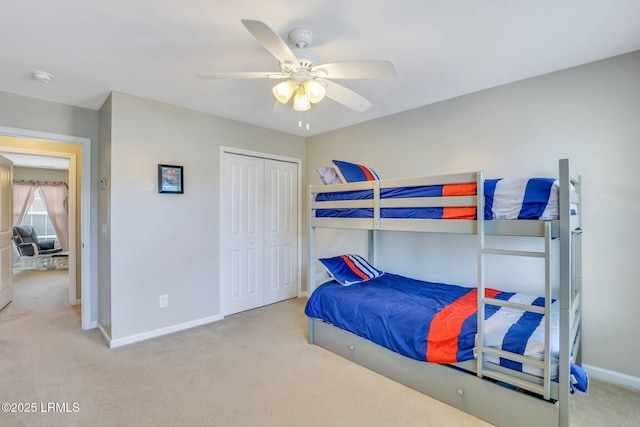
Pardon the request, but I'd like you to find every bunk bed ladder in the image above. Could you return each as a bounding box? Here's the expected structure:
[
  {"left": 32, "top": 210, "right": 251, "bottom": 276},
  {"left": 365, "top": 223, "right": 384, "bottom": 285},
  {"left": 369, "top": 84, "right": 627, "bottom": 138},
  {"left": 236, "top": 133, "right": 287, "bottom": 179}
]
[
  {"left": 477, "top": 159, "right": 580, "bottom": 427},
  {"left": 474, "top": 161, "right": 557, "bottom": 400},
  {"left": 477, "top": 222, "right": 554, "bottom": 400}
]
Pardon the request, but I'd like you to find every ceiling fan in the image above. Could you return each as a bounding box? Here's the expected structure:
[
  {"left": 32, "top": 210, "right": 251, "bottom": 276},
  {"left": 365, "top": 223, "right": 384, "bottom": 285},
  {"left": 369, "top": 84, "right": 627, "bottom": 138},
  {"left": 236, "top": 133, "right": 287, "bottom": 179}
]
[{"left": 198, "top": 19, "right": 397, "bottom": 113}]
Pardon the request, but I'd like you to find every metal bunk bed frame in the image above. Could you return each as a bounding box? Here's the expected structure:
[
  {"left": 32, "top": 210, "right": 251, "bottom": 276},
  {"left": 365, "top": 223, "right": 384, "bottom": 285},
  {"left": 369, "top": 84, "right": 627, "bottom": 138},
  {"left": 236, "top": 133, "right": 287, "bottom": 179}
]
[{"left": 307, "top": 159, "right": 582, "bottom": 427}]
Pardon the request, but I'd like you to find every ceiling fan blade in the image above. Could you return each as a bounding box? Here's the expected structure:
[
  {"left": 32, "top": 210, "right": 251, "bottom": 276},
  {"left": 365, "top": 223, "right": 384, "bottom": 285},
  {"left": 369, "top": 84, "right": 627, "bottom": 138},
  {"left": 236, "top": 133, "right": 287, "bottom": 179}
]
[
  {"left": 198, "top": 72, "right": 286, "bottom": 80},
  {"left": 313, "top": 60, "right": 397, "bottom": 79},
  {"left": 323, "top": 80, "right": 372, "bottom": 112},
  {"left": 241, "top": 19, "right": 299, "bottom": 64}
]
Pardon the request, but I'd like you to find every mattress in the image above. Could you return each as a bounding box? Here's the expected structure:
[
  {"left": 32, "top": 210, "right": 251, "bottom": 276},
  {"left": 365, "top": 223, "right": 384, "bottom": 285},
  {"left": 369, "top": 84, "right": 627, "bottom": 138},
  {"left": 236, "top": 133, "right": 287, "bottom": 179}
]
[
  {"left": 314, "top": 178, "right": 563, "bottom": 220},
  {"left": 305, "top": 273, "right": 588, "bottom": 393}
]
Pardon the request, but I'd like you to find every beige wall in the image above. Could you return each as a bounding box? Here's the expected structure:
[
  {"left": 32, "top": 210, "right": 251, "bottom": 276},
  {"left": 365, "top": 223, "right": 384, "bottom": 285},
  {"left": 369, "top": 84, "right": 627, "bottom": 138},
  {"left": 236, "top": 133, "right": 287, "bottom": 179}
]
[{"left": 306, "top": 51, "right": 640, "bottom": 379}]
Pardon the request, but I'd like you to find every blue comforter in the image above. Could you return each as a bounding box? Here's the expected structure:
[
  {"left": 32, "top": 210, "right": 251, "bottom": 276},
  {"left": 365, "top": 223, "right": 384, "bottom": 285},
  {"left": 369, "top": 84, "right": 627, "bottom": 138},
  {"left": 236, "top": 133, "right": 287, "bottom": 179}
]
[{"left": 305, "top": 273, "right": 588, "bottom": 393}]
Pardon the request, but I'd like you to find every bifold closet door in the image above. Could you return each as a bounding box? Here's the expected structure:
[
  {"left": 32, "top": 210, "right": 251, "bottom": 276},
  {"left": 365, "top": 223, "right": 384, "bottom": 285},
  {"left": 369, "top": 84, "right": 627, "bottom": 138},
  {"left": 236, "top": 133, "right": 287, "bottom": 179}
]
[
  {"left": 221, "top": 152, "right": 298, "bottom": 316},
  {"left": 222, "top": 153, "right": 265, "bottom": 315},
  {"left": 263, "top": 159, "right": 298, "bottom": 305}
]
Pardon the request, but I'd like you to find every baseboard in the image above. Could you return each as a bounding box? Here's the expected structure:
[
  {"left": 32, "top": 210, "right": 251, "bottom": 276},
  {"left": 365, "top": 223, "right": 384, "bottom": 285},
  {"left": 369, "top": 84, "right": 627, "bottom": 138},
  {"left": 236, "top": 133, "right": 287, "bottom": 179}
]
[
  {"left": 583, "top": 364, "right": 640, "bottom": 390},
  {"left": 300, "top": 291, "right": 309, "bottom": 298},
  {"left": 108, "top": 314, "right": 224, "bottom": 348},
  {"left": 97, "top": 322, "right": 111, "bottom": 346}
]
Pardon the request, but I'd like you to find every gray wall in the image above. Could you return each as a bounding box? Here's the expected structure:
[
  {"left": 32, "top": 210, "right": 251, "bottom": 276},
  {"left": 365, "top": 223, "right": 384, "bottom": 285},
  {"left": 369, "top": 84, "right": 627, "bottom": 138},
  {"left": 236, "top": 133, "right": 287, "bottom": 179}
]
[
  {"left": 103, "top": 92, "right": 305, "bottom": 341},
  {"left": 306, "top": 51, "right": 640, "bottom": 379},
  {"left": 0, "top": 91, "right": 99, "bottom": 141}
]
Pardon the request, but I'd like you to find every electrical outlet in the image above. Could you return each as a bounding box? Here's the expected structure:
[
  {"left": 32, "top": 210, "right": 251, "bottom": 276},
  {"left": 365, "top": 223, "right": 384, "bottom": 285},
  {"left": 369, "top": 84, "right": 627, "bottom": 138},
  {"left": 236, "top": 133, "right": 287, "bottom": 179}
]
[{"left": 159, "top": 294, "right": 168, "bottom": 308}]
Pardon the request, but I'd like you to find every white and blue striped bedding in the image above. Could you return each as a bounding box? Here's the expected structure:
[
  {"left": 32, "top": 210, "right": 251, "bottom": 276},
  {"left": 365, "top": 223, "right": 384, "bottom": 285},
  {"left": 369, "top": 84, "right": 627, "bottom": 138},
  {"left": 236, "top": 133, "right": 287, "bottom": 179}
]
[{"left": 485, "top": 178, "right": 561, "bottom": 220}]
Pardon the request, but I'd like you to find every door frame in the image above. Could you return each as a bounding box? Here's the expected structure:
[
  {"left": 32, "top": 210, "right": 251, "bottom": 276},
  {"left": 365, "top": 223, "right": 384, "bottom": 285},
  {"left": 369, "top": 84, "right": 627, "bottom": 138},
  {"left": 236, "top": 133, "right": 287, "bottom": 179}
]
[
  {"left": 219, "top": 146, "right": 302, "bottom": 316},
  {"left": 0, "top": 126, "right": 93, "bottom": 330}
]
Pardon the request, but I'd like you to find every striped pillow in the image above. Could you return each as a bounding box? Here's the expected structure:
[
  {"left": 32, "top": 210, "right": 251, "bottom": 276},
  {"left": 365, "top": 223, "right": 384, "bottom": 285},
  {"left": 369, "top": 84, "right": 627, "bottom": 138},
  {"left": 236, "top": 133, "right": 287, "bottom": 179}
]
[
  {"left": 319, "top": 254, "right": 384, "bottom": 286},
  {"left": 332, "top": 160, "right": 380, "bottom": 182}
]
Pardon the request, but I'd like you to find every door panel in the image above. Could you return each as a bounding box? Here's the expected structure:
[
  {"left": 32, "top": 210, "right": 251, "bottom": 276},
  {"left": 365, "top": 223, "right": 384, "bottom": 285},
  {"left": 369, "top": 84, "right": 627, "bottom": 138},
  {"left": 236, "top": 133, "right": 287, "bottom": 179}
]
[
  {"left": 264, "top": 159, "right": 298, "bottom": 305},
  {"left": 222, "top": 153, "right": 264, "bottom": 315},
  {"left": 0, "top": 155, "right": 13, "bottom": 310}
]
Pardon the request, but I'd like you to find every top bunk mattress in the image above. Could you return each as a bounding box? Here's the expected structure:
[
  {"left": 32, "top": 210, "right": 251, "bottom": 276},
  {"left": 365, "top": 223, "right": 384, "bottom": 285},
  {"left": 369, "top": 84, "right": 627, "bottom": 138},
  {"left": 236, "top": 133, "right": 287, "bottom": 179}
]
[{"left": 314, "top": 177, "right": 563, "bottom": 221}]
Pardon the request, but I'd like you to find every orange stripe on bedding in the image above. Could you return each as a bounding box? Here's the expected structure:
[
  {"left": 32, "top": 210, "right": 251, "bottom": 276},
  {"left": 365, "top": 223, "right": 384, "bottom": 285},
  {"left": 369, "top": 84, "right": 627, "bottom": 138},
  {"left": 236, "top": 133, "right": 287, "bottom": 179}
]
[
  {"left": 442, "top": 183, "right": 476, "bottom": 196},
  {"left": 442, "top": 207, "right": 476, "bottom": 219},
  {"left": 442, "top": 183, "right": 477, "bottom": 219},
  {"left": 426, "top": 288, "right": 500, "bottom": 363},
  {"left": 340, "top": 255, "right": 369, "bottom": 280},
  {"left": 357, "top": 165, "right": 375, "bottom": 181}
]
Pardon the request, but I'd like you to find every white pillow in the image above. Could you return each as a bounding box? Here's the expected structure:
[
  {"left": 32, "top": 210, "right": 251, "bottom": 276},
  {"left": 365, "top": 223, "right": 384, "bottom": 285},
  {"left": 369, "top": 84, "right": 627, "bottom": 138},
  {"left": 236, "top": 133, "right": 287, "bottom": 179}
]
[{"left": 316, "top": 166, "right": 342, "bottom": 185}]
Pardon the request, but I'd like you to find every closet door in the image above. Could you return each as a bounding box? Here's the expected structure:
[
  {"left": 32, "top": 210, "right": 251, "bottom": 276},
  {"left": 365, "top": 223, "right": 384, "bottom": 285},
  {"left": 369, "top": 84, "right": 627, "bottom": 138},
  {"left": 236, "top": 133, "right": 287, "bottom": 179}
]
[
  {"left": 221, "top": 153, "right": 265, "bottom": 315},
  {"left": 263, "top": 159, "right": 298, "bottom": 305},
  {"left": 221, "top": 151, "right": 299, "bottom": 316}
]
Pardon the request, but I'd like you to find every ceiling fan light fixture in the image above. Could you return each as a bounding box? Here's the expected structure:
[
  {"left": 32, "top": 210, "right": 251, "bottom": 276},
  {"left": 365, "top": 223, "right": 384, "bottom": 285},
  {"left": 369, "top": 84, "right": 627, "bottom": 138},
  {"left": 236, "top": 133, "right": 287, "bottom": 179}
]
[
  {"left": 293, "top": 86, "right": 311, "bottom": 111},
  {"left": 304, "top": 80, "right": 325, "bottom": 103},
  {"left": 272, "top": 81, "right": 295, "bottom": 103}
]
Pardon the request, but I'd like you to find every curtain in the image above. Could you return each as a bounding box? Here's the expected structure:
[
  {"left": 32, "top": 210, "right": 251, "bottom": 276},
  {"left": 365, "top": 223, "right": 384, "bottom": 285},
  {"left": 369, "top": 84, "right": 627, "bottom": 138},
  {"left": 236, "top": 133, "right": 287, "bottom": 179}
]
[
  {"left": 13, "top": 182, "right": 36, "bottom": 226},
  {"left": 38, "top": 183, "right": 69, "bottom": 251}
]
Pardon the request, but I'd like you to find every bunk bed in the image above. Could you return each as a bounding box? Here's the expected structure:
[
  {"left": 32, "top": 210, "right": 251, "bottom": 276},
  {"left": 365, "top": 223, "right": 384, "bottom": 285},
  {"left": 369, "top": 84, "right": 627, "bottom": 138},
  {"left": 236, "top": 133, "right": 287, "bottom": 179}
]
[{"left": 306, "top": 159, "right": 584, "bottom": 427}]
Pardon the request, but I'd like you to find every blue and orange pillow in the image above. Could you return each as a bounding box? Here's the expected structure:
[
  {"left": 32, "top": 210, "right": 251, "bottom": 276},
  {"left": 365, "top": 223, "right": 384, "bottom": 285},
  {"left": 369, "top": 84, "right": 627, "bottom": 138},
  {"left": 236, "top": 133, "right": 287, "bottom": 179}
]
[
  {"left": 332, "top": 160, "right": 380, "bottom": 182},
  {"left": 319, "top": 254, "right": 384, "bottom": 286}
]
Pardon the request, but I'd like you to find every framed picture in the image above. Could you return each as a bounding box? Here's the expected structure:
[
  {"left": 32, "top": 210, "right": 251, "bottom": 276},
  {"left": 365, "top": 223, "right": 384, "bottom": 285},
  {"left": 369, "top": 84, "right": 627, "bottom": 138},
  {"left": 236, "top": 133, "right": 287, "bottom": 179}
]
[{"left": 158, "top": 164, "right": 184, "bottom": 194}]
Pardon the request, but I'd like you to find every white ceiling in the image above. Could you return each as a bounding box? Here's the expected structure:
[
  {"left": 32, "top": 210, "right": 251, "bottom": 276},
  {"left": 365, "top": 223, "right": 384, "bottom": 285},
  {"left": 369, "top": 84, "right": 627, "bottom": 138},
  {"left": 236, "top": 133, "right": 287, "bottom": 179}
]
[{"left": 1, "top": 1, "right": 639, "bottom": 137}]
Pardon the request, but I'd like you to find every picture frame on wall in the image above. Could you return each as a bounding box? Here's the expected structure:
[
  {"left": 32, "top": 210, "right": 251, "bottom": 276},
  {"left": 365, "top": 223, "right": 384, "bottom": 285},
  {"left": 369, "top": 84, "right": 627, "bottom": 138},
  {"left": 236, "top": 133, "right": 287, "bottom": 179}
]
[{"left": 158, "top": 164, "right": 184, "bottom": 194}]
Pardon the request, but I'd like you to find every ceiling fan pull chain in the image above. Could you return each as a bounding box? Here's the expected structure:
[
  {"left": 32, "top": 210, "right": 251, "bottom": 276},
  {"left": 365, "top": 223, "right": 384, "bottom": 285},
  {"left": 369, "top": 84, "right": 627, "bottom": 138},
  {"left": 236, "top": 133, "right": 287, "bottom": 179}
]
[{"left": 297, "top": 112, "right": 310, "bottom": 130}]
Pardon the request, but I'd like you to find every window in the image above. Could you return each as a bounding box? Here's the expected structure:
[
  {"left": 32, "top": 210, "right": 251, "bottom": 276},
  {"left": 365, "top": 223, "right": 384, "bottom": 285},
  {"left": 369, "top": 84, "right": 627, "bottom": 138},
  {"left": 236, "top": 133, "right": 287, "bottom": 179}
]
[{"left": 21, "top": 188, "right": 58, "bottom": 241}]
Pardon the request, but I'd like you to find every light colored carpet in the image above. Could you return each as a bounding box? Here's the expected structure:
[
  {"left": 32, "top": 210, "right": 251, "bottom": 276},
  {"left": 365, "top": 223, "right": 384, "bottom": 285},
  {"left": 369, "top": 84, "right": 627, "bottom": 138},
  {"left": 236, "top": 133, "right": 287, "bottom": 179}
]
[{"left": 0, "top": 271, "right": 638, "bottom": 426}]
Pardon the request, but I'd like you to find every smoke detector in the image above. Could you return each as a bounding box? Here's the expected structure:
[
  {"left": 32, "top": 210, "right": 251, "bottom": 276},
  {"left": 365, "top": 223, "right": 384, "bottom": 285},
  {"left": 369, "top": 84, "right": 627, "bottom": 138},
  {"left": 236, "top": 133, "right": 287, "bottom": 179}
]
[{"left": 33, "top": 70, "right": 53, "bottom": 83}]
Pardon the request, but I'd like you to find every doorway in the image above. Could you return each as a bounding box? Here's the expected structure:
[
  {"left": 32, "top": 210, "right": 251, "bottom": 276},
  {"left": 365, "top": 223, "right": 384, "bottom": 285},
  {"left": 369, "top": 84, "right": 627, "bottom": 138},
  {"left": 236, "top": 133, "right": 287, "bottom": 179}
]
[
  {"left": 0, "top": 127, "right": 92, "bottom": 329},
  {"left": 7, "top": 156, "right": 71, "bottom": 311}
]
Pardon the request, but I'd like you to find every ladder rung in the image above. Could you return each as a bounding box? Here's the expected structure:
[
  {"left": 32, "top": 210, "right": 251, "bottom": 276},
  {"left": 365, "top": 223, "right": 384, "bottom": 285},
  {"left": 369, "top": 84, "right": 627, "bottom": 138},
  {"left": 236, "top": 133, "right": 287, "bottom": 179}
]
[
  {"left": 483, "top": 297, "right": 546, "bottom": 314},
  {"left": 480, "top": 347, "right": 545, "bottom": 369},
  {"left": 483, "top": 248, "right": 546, "bottom": 258},
  {"left": 480, "top": 368, "right": 546, "bottom": 396}
]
